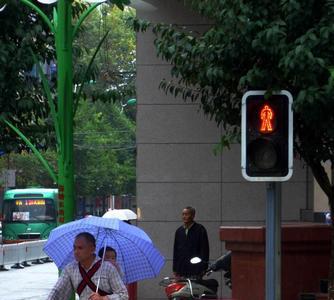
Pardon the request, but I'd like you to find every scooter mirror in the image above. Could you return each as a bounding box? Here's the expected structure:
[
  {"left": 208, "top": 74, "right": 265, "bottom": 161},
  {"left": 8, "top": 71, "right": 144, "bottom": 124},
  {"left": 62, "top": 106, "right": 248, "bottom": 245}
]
[{"left": 190, "top": 257, "right": 202, "bottom": 264}]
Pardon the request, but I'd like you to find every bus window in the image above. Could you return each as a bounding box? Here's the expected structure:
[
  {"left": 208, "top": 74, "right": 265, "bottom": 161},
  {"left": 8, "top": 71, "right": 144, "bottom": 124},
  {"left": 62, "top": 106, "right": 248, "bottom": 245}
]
[{"left": 3, "top": 198, "right": 56, "bottom": 222}]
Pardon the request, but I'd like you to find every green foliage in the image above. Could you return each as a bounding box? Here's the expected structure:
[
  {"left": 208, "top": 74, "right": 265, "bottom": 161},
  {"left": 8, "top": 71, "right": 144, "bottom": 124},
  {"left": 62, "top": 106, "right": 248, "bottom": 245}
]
[
  {"left": 0, "top": 1, "right": 55, "bottom": 153},
  {"left": 0, "top": 150, "right": 57, "bottom": 188},
  {"left": 109, "top": 0, "right": 130, "bottom": 10},
  {"left": 133, "top": 0, "right": 334, "bottom": 200},
  {"left": 0, "top": 1, "right": 134, "bottom": 156},
  {"left": 72, "top": 3, "right": 136, "bottom": 198},
  {"left": 0, "top": 2, "right": 136, "bottom": 203},
  {"left": 74, "top": 100, "right": 135, "bottom": 197},
  {"left": 0, "top": 99, "right": 135, "bottom": 196},
  {"left": 73, "top": 4, "right": 136, "bottom": 105}
]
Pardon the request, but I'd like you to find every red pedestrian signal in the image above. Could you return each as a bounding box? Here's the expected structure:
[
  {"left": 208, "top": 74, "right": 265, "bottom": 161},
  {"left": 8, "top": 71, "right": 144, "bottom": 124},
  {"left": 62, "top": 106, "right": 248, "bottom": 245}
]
[
  {"left": 260, "top": 105, "right": 274, "bottom": 133},
  {"left": 241, "top": 90, "right": 293, "bottom": 181}
]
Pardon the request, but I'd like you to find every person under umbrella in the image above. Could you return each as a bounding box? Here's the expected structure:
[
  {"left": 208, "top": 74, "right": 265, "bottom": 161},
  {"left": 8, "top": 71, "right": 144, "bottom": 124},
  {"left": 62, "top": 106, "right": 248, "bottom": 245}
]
[
  {"left": 43, "top": 216, "right": 164, "bottom": 284},
  {"left": 47, "top": 232, "right": 128, "bottom": 300},
  {"left": 98, "top": 246, "right": 124, "bottom": 279}
]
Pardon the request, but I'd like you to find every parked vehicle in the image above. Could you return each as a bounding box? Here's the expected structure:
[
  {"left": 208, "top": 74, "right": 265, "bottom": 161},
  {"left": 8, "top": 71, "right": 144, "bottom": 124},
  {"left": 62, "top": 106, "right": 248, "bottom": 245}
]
[{"left": 159, "top": 252, "right": 231, "bottom": 299}]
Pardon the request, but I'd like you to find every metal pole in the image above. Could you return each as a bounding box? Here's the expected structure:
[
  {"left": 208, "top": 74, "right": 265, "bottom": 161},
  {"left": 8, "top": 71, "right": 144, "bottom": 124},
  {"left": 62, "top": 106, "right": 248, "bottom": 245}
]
[
  {"left": 55, "top": 4, "right": 76, "bottom": 298},
  {"left": 265, "top": 182, "right": 281, "bottom": 300},
  {"left": 56, "top": 0, "right": 75, "bottom": 224}
]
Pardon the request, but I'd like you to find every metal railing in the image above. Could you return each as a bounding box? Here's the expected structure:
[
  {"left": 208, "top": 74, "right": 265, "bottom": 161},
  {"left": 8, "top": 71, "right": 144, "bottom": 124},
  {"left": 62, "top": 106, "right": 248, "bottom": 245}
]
[{"left": 0, "top": 240, "right": 48, "bottom": 270}]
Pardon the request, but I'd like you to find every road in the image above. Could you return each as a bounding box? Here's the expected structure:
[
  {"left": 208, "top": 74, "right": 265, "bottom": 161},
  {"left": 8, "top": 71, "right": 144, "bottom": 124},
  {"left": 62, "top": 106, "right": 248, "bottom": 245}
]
[{"left": 0, "top": 261, "right": 58, "bottom": 300}]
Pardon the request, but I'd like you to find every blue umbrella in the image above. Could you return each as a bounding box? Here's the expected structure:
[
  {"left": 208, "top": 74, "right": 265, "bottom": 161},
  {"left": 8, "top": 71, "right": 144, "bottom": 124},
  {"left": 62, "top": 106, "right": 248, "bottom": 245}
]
[{"left": 43, "top": 216, "right": 165, "bottom": 284}]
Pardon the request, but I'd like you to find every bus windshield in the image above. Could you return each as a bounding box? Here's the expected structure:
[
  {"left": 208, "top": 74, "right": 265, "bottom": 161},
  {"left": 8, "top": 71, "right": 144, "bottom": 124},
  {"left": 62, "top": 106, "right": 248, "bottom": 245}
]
[{"left": 3, "top": 198, "right": 56, "bottom": 222}]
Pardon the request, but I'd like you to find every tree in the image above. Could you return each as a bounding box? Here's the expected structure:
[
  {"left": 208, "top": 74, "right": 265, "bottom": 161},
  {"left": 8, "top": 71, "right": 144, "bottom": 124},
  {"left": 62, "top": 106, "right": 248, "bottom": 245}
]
[
  {"left": 0, "top": 1, "right": 135, "bottom": 155},
  {"left": 0, "top": 2, "right": 136, "bottom": 209},
  {"left": 0, "top": 0, "right": 133, "bottom": 138},
  {"left": 133, "top": 0, "right": 334, "bottom": 297},
  {"left": 0, "top": 150, "right": 57, "bottom": 188},
  {"left": 74, "top": 5, "right": 136, "bottom": 106},
  {"left": 72, "top": 4, "right": 136, "bottom": 212},
  {"left": 74, "top": 100, "right": 135, "bottom": 199},
  {"left": 0, "top": 98, "right": 135, "bottom": 202},
  {"left": 0, "top": 2, "right": 55, "bottom": 153},
  {"left": 72, "top": 4, "right": 136, "bottom": 214}
]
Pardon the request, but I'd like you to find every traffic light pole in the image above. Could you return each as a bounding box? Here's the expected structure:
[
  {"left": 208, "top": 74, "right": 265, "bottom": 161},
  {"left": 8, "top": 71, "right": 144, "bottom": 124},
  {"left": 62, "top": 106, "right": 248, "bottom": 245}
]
[
  {"left": 265, "top": 182, "right": 281, "bottom": 300},
  {"left": 241, "top": 90, "right": 292, "bottom": 299}
]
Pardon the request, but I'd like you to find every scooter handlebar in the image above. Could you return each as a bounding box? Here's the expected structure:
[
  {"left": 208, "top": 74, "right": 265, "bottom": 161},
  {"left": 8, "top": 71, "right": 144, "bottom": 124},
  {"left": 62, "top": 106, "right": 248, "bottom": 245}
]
[{"left": 207, "top": 251, "right": 231, "bottom": 272}]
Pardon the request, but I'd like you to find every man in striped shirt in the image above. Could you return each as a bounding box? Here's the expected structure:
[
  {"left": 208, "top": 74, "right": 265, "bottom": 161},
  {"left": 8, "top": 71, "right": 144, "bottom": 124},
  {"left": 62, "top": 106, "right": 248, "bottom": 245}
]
[{"left": 47, "top": 232, "right": 128, "bottom": 300}]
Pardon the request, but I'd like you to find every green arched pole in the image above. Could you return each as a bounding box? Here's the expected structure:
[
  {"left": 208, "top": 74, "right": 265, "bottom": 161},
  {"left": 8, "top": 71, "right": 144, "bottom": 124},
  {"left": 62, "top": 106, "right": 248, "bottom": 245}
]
[
  {"left": 55, "top": 0, "right": 75, "bottom": 224},
  {"left": 12, "top": 0, "right": 115, "bottom": 226}
]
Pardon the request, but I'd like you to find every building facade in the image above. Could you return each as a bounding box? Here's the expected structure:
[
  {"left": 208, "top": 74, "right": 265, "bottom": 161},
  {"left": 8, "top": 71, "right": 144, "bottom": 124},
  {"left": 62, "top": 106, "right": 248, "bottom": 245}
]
[{"left": 135, "top": 1, "right": 313, "bottom": 299}]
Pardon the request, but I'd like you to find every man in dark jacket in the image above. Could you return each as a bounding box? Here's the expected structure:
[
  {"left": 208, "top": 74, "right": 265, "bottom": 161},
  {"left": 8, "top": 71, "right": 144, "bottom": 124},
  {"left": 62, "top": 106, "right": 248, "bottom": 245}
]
[{"left": 173, "top": 206, "right": 209, "bottom": 278}]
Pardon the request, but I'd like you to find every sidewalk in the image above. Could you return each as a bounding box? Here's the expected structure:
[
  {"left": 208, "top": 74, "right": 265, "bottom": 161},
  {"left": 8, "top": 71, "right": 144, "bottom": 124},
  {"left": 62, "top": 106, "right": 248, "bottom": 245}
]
[{"left": 0, "top": 261, "right": 58, "bottom": 300}]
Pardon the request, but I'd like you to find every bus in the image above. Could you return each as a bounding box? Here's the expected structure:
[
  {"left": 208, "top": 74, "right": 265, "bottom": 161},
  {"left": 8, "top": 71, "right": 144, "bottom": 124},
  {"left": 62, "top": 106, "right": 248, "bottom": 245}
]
[{"left": 2, "top": 188, "right": 58, "bottom": 243}]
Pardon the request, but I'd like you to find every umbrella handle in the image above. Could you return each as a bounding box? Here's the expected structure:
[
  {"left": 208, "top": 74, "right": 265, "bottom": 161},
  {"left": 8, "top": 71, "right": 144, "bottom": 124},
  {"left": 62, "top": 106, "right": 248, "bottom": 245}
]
[
  {"left": 96, "top": 242, "right": 107, "bottom": 293},
  {"left": 96, "top": 275, "right": 101, "bottom": 293}
]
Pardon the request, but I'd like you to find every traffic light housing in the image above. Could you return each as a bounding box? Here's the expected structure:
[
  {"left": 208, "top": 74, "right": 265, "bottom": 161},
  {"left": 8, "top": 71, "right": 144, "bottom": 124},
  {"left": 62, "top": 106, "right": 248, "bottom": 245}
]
[{"left": 241, "top": 90, "right": 293, "bottom": 181}]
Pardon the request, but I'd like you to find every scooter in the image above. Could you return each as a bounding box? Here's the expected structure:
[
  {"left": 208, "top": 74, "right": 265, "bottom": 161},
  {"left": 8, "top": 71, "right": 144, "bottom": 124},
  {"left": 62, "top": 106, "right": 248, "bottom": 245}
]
[{"left": 159, "top": 252, "right": 231, "bottom": 299}]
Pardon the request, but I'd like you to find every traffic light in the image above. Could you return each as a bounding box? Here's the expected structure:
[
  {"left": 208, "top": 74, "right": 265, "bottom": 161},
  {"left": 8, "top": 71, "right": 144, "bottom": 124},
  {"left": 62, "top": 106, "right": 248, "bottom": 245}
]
[{"left": 241, "top": 90, "right": 293, "bottom": 181}]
